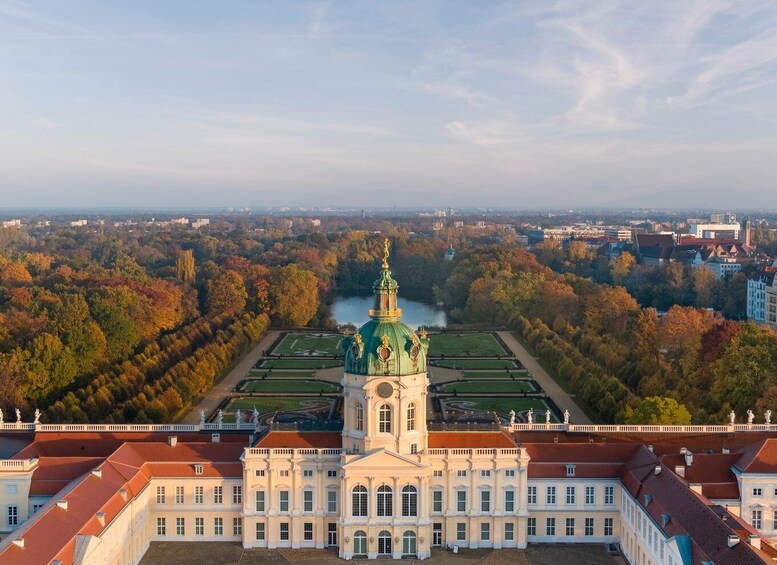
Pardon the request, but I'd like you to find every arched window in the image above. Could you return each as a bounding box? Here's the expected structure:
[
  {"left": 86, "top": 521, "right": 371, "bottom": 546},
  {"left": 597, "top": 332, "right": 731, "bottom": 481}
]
[
  {"left": 402, "top": 485, "right": 418, "bottom": 517},
  {"left": 353, "top": 530, "right": 367, "bottom": 555},
  {"left": 379, "top": 404, "right": 392, "bottom": 433},
  {"left": 378, "top": 530, "right": 392, "bottom": 555},
  {"left": 407, "top": 403, "right": 416, "bottom": 431},
  {"left": 354, "top": 402, "right": 363, "bottom": 431},
  {"left": 377, "top": 485, "right": 393, "bottom": 517},
  {"left": 402, "top": 530, "right": 417, "bottom": 556},
  {"left": 352, "top": 485, "right": 368, "bottom": 517}
]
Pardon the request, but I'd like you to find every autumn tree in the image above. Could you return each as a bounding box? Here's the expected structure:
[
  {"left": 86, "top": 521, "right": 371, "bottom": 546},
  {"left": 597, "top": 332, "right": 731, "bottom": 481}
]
[
  {"left": 175, "top": 249, "right": 196, "bottom": 283},
  {"left": 609, "top": 252, "right": 635, "bottom": 286},
  {"left": 206, "top": 269, "right": 248, "bottom": 317},
  {"left": 268, "top": 264, "right": 319, "bottom": 327}
]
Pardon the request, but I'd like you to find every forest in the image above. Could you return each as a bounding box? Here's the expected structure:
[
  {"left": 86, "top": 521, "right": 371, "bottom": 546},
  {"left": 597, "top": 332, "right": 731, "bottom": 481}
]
[{"left": 0, "top": 221, "right": 774, "bottom": 425}]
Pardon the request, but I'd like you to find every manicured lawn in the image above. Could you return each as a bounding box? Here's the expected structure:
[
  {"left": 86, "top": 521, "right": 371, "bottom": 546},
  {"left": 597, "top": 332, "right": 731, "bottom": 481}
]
[
  {"left": 272, "top": 333, "right": 343, "bottom": 356},
  {"left": 430, "top": 359, "right": 518, "bottom": 370},
  {"left": 240, "top": 380, "right": 340, "bottom": 393},
  {"left": 248, "top": 369, "right": 316, "bottom": 379},
  {"left": 460, "top": 370, "right": 530, "bottom": 379},
  {"left": 226, "top": 397, "right": 333, "bottom": 413},
  {"left": 439, "top": 381, "right": 536, "bottom": 394},
  {"left": 428, "top": 333, "right": 508, "bottom": 357},
  {"left": 443, "top": 397, "right": 554, "bottom": 419},
  {"left": 259, "top": 359, "right": 343, "bottom": 369}
]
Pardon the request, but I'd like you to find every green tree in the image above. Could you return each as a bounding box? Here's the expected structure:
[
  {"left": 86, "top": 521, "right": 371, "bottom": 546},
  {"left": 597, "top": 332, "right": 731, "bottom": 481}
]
[{"left": 626, "top": 396, "right": 692, "bottom": 425}]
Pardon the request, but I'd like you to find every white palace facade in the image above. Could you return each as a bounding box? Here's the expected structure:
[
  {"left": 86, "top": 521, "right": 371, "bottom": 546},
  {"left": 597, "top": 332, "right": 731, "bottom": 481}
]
[{"left": 1, "top": 253, "right": 777, "bottom": 564}]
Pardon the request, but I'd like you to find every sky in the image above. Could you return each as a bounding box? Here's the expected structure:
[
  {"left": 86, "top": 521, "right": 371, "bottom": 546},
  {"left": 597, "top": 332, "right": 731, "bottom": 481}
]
[{"left": 1, "top": 0, "right": 777, "bottom": 210}]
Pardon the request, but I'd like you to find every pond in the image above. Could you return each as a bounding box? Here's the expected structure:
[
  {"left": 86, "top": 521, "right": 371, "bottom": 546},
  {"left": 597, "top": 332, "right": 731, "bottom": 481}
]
[{"left": 331, "top": 291, "right": 447, "bottom": 328}]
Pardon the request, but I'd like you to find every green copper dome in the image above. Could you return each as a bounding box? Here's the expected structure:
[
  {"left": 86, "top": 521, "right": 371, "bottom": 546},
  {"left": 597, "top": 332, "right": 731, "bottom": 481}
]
[{"left": 343, "top": 239, "right": 429, "bottom": 376}]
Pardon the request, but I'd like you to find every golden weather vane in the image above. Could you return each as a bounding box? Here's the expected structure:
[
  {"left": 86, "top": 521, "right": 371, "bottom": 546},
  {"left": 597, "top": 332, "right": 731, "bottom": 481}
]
[{"left": 382, "top": 238, "right": 390, "bottom": 270}]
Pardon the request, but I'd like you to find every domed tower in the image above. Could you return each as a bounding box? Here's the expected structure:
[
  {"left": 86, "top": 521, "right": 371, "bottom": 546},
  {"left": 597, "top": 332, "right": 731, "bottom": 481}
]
[{"left": 341, "top": 239, "right": 430, "bottom": 455}]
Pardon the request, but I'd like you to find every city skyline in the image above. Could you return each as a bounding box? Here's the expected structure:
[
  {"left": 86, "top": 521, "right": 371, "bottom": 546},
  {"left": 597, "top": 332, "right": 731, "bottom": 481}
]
[{"left": 1, "top": 1, "right": 777, "bottom": 208}]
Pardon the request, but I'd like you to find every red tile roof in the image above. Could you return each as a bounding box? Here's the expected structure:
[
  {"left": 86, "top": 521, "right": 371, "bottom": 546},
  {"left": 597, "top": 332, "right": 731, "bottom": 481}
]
[
  {"left": 29, "top": 457, "right": 105, "bottom": 496},
  {"left": 254, "top": 431, "right": 342, "bottom": 448},
  {"left": 427, "top": 431, "right": 517, "bottom": 448},
  {"left": 660, "top": 453, "right": 741, "bottom": 500}
]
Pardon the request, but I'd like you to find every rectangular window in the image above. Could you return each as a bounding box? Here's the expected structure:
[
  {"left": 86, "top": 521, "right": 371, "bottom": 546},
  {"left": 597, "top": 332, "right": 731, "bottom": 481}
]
[
  {"left": 327, "top": 490, "right": 338, "bottom": 514},
  {"left": 156, "top": 486, "right": 166, "bottom": 504},
  {"left": 433, "top": 523, "right": 443, "bottom": 546},
  {"left": 457, "top": 490, "right": 467, "bottom": 512},
  {"left": 327, "top": 470, "right": 338, "bottom": 478},
  {"left": 480, "top": 522, "right": 490, "bottom": 541},
  {"left": 280, "top": 470, "right": 289, "bottom": 477},
  {"left": 6, "top": 505, "right": 18, "bottom": 527},
  {"left": 328, "top": 523, "right": 338, "bottom": 546},
  {"left": 280, "top": 523, "right": 290, "bottom": 541},
  {"left": 527, "top": 486, "right": 537, "bottom": 504},
  {"left": 505, "top": 469, "right": 515, "bottom": 477},
  {"left": 505, "top": 490, "right": 515, "bottom": 512},
  {"left": 214, "top": 486, "right": 223, "bottom": 504},
  {"left": 480, "top": 490, "right": 491, "bottom": 512},
  {"left": 773, "top": 510, "right": 777, "bottom": 531},
  {"left": 232, "top": 485, "right": 242, "bottom": 505},
  {"left": 433, "top": 490, "right": 443, "bottom": 513},
  {"left": 753, "top": 509, "right": 763, "bottom": 529},
  {"left": 527, "top": 517, "right": 536, "bottom": 537},
  {"left": 604, "top": 517, "right": 613, "bottom": 536},
  {"left": 255, "top": 469, "right": 265, "bottom": 477},
  {"left": 481, "top": 470, "right": 491, "bottom": 477},
  {"left": 566, "top": 465, "right": 576, "bottom": 476},
  {"left": 457, "top": 470, "right": 467, "bottom": 477},
  {"left": 176, "top": 517, "right": 185, "bottom": 536},
  {"left": 303, "top": 469, "right": 313, "bottom": 478},
  {"left": 546, "top": 517, "right": 556, "bottom": 536},
  {"left": 546, "top": 486, "right": 556, "bottom": 504},
  {"left": 604, "top": 485, "right": 614, "bottom": 505},
  {"left": 233, "top": 517, "right": 242, "bottom": 536},
  {"left": 456, "top": 523, "right": 466, "bottom": 541},
  {"left": 195, "top": 517, "right": 204, "bottom": 536},
  {"left": 175, "top": 486, "right": 184, "bottom": 504},
  {"left": 157, "top": 517, "right": 166, "bottom": 536},
  {"left": 504, "top": 522, "right": 514, "bottom": 541},
  {"left": 279, "top": 491, "right": 289, "bottom": 512},
  {"left": 565, "top": 517, "right": 575, "bottom": 536},
  {"left": 304, "top": 522, "right": 313, "bottom": 541},
  {"left": 433, "top": 470, "right": 443, "bottom": 477},
  {"left": 214, "top": 517, "right": 223, "bottom": 536},
  {"left": 255, "top": 491, "right": 265, "bottom": 512},
  {"left": 585, "top": 486, "right": 595, "bottom": 505},
  {"left": 195, "top": 486, "right": 203, "bottom": 504},
  {"left": 303, "top": 490, "right": 314, "bottom": 512},
  {"left": 256, "top": 522, "right": 265, "bottom": 541},
  {"left": 585, "top": 517, "right": 594, "bottom": 536},
  {"left": 753, "top": 488, "right": 763, "bottom": 497},
  {"left": 32, "top": 504, "right": 43, "bottom": 514},
  {"left": 566, "top": 485, "right": 576, "bottom": 505}
]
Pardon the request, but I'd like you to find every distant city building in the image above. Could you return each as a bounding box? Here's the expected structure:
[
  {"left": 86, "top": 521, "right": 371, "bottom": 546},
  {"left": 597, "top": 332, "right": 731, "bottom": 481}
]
[
  {"left": 747, "top": 269, "right": 776, "bottom": 324},
  {"left": 310, "top": 219, "right": 321, "bottom": 227},
  {"left": 68, "top": 219, "right": 87, "bottom": 227},
  {"left": 170, "top": 217, "right": 189, "bottom": 225},
  {"left": 191, "top": 218, "right": 210, "bottom": 229},
  {"left": 444, "top": 246, "right": 455, "bottom": 261},
  {"left": 432, "top": 221, "right": 444, "bottom": 231},
  {"left": 453, "top": 221, "right": 464, "bottom": 228},
  {"left": 1, "top": 219, "right": 21, "bottom": 228},
  {"left": 603, "top": 227, "right": 632, "bottom": 241},
  {"left": 688, "top": 213, "right": 740, "bottom": 240}
]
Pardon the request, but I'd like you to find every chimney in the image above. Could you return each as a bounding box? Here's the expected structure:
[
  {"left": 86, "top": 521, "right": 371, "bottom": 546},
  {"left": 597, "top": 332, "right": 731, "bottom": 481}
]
[
  {"left": 728, "top": 534, "right": 740, "bottom": 547},
  {"left": 56, "top": 500, "right": 68, "bottom": 511},
  {"left": 675, "top": 465, "right": 685, "bottom": 478},
  {"left": 168, "top": 436, "right": 177, "bottom": 447},
  {"left": 684, "top": 451, "right": 693, "bottom": 467},
  {"left": 654, "top": 465, "right": 662, "bottom": 475},
  {"left": 689, "top": 483, "right": 703, "bottom": 495},
  {"left": 722, "top": 447, "right": 730, "bottom": 454},
  {"left": 91, "top": 469, "right": 102, "bottom": 479},
  {"left": 749, "top": 535, "right": 762, "bottom": 550},
  {"left": 211, "top": 433, "right": 220, "bottom": 443},
  {"left": 11, "top": 539, "right": 24, "bottom": 548},
  {"left": 96, "top": 512, "right": 106, "bottom": 526},
  {"left": 680, "top": 447, "right": 687, "bottom": 455}
]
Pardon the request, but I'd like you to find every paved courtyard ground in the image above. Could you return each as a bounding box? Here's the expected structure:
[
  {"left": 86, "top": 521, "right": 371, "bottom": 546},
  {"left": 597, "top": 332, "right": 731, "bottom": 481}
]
[{"left": 139, "top": 542, "right": 623, "bottom": 565}]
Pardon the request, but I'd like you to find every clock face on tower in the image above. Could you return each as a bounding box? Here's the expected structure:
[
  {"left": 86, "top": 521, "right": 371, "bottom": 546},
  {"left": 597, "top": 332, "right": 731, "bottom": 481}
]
[{"left": 376, "top": 382, "right": 393, "bottom": 399}]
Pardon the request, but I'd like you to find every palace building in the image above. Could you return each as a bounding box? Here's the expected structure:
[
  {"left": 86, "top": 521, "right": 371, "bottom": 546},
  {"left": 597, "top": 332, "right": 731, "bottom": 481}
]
[{"left": 1, "top": 251, "right": 777, "bottom": 564}]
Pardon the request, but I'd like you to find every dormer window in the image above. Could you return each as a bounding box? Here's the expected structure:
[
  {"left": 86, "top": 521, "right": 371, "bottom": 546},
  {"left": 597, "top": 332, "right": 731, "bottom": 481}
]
[
  {"left": 194, "top": 464, "right": 203, "bottom": 475},
  {"left": 566, "top": 465, "right": 576, "bottom": 477}
]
